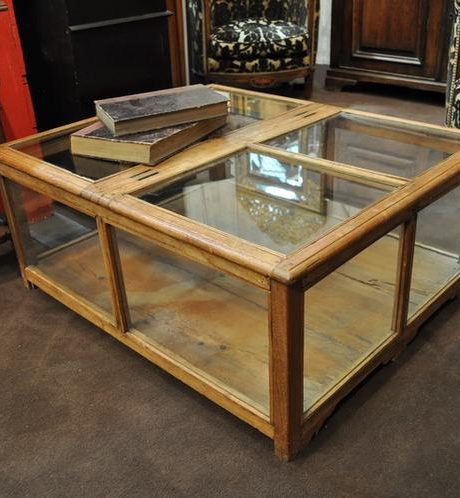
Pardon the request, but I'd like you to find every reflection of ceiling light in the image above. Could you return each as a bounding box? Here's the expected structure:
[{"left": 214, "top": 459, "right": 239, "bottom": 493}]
[{"left": 264, "top": 186, "right": 298, "bottom": 201}]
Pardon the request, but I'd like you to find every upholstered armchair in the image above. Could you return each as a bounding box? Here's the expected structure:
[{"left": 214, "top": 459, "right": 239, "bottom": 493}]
[
  {"left": 446, "top": 0, "right": 460, "bottom": 127},
  {"left": 186, "top": 0, "right": 320, "bottom": 95}
]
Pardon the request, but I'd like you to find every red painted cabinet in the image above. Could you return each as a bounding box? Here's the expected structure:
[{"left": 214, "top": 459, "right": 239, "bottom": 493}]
[
  {"left": 0, "top": 0, "right": 36, "bottom": 140},
  {"left": 0, "top": 0, "right": 48, "bottom": 218}
]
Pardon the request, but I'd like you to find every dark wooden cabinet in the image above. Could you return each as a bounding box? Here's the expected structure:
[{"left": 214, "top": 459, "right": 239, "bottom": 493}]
[
  {"left": 13, "top": 0, "right": 185, "bottom": 131},
  {"left": 326, "top": 0, "right": 451, "bottom": 93}
]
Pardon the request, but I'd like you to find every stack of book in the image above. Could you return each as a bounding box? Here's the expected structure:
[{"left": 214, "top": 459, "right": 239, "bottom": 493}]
[{"left": 70, "top": 85, "right": 229, "bottom": 165}]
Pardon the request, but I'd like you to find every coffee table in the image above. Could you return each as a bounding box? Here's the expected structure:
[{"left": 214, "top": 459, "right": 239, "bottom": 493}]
[{"left": 1, "top": 85, "right": 460, "bottom": 460}]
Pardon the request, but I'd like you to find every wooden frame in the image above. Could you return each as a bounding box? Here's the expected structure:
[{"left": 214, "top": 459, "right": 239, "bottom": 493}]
[{"left": 1, "top": 86, "right": 460, "bottom": 461}]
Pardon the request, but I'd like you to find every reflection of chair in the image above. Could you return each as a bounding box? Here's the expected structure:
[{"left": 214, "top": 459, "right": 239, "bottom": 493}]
[
  {"left": 186, "top": 0, "right": 320, "bottom": 96},
  {"left": 446, "top": 0, "right": 460, "bottom": 127}
]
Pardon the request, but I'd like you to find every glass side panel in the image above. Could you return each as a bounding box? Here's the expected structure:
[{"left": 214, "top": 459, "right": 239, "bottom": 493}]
[
  {"left": 12, "top": 132, "right": 134, "bottom": 180},
  {"left": 116, "top": 229, "right": 269, "bottom": 415},
  {"left": 409, "top": 186, "right": 460, "bottom": 318},
  {"left": 138, "top": 151, "right": 391, "bottom": 254},
  {"left": 212, "top": 90, "right": 299, "bottom": 134},
  {"left": 304, "top": 229, "right": 400, "bottom": 414},
  {"left": 7, "top": 181, "right": 113, "bottom": 315},
  {"left": 265, "top": 113, "right": 460, "bottom": 178}
]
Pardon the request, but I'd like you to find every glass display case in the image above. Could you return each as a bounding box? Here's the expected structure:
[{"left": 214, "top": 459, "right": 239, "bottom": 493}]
[{"left": 1, "top": 85, "right": 460, "bottom": 461}]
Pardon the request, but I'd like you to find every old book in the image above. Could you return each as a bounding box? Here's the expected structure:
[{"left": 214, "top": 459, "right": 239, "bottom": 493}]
[
  {"left": 95, "top": 84, "right": 229, "bottom": 136},
  {"left": 70, "top": 116, "right": 227, "bottom": 165}
]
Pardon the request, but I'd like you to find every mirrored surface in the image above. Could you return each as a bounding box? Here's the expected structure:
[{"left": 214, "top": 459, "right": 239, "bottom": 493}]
[
  {"left": 12, "top": 132, "right": 134, "bottom": 180},
  {"left": 265, "top": 113, "right": 460, "bottom": 178},
  {"left": 139, "top": 151, "right": 391, "bottom": 254}
]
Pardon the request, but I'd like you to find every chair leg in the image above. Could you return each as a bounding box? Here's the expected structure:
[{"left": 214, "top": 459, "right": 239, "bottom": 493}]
[{"left": 304, "top": 71, "right": 314, "bottom": 99}]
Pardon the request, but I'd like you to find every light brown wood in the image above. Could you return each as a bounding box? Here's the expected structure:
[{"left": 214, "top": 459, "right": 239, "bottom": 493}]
[
  {"left": 334, "top": 112, "right": 460, "bottom": 155},
  {"left": 0, "top": 157, "right": 281, "bottom": 289},
  {"left": 21, "top": 226, "right": 452, "bottom": 421},
  {"left": 249, "top": 143, "right": 408, "bottom": 190},
  {"left": 208, "top": 84, "right": 312, "bottom": 106},
  {"left": 230, "top": 104, "right": 341, "bottom": 145},
  {"left": 4, "top": 116, "right": 98, "bottom": 148},
  {"left": 270, "top": 281, "right": 304, "bottom": 461},
  {"left": 392, "top": 216, "right": 417, "bottom": 335},
  {"left": 24, "top": 264, "right": 274, "bottom": 438},
  {"left": 2, "top": 86, "right": 460, "bottom": 461},
  {"left": 0, "top": 176, "right": 30, "bottom": 287},
  {"left": 275, "top": 152, "right": 460, "bottom": 287},
  {"left": 97, "top": 218, "right": 131, "bottom": 332},
  {"left": 345, "top": 109, "right": 460, "bottom": 141}
]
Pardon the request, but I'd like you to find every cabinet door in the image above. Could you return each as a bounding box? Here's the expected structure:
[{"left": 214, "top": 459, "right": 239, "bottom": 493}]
[{"left": 332, "top": 0, "right": 448, "bottom": 80}]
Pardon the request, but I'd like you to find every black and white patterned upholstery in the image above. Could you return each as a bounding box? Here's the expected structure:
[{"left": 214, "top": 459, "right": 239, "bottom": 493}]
[
  {"left": 446, "top": 0, "right": 460, "bottom": 128},
  {"left": 208, "top": 54, "right": 310, "bottom": 73},
  {"left": 209, "top": 19, "right": 309, "bottom": 60},
  {"left": 186, "top": 0, "right": 319, "bottom": 76}
]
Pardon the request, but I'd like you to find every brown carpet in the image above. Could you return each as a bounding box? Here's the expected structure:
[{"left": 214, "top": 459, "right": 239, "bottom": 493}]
[{"left": 1, "top": 73, "right": 459, "bottom": 497}]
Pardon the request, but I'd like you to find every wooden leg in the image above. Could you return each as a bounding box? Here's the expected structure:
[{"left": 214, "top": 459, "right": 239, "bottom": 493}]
[
  {"left": 97, "top": 218, "right": 131, "bottom": 332},
  {"left": 270, "top": 280, "right": 304, "bottom": 461},
  {"left": 0, "top": 177, "right": 31, "bottom": 288},
  {"left": 325, "top": 75, "right": 357, "bottom": 92},
  {"left": 392, "top": 216, "right": 417, "bottom": 341},
  {"left": 304, "top": 71, "right": 314, "bottom": 99}
]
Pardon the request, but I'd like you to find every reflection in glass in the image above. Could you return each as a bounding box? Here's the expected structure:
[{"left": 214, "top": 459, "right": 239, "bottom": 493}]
[
  {"left": 211, "top": 90, "right": 299, "bottom": 135},
  {"left": 7, "top": 181, "right": 112, "bottom": 314},
  {"left": 13, "top": 131, "right": 134, "bottom": 180},
  {"left": 116, "top": 229, "right": 269, "bottom": 414},
  {"left": 139, "top": 151, "right": 390, "bottom": 254},
  {"left": 409, "top": 186, "right": 460, "bottom": 318},
  {"left": 304, "top": 230, "right": 400, "bottom": 413},
  {"left": 266, "top": 113, "right": 458, "bottom": 178}
]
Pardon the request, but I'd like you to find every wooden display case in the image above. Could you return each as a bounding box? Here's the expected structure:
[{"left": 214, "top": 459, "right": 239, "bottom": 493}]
[{"left": 1, "top": 86, "right": 460, "bottom": 461}]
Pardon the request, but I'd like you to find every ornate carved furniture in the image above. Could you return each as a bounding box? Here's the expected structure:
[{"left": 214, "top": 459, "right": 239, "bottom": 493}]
[
  {"left": 446, "top": 0, "right": 460, "bottom": 127},
  {"left": 186, "top": 0, "right": 319, "bottom": 94},
  {"left": 327, "top": 0, "right": 451, "bottom": 93},
  {"left": 2, "top": 86, "right": 460, "bottom": 461}
]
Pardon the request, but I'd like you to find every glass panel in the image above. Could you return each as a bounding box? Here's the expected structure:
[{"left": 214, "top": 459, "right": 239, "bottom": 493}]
[
  {"left": 266, "top": 113, "right": 459, "bottom": 178},
  {"left": 116, "top": 229, "right": 269, "bottom": 415},
  {"left": 7, "top": 182, "right": 112, "bottom": 315},
  {"left": 12, "top": 132, "right": 134, "bottom": 180},
  {"left": 138, "top": 151, "right": 391, "bottom": 254},
  {"left": 304, "top": 229, "right": 400, "bottom": 414},
  {"left": 409, "top": 186, "right": 460, "bottom": 318},
  {"left": 212, "top": 90, "right": 299, "bottom": 134}
]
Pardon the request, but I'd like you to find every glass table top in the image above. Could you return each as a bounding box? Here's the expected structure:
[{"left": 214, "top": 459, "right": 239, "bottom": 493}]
[
  {"left": 10, "top": 88, "right": 301, "bottom": 179},
  {"left": 12, "top": 133, "right": 134, "bottom": 181},
  {"left": 138, "top": 150, "right": 391, "bottom": 254},
  {"left": 265, "top": 112, "right": 460, "bottom": 178},
  {"left": 212, "top": 89, "right": 300, "bottom": 134}
]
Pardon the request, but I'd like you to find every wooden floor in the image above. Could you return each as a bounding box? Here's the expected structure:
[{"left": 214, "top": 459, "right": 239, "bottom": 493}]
[{"left": 32, "top": 227, "right": 460, "bottom": 417}]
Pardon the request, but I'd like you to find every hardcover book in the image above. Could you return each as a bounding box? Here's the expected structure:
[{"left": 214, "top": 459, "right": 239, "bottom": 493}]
[
  {"left": 95, "top": 84, "right": 229, "bottom": 136},
  {"left": 70, "top": 116, "right": 227, "bottom": 165}
]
